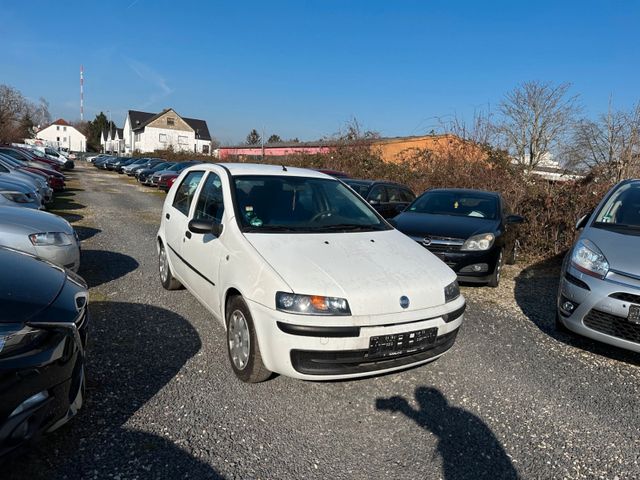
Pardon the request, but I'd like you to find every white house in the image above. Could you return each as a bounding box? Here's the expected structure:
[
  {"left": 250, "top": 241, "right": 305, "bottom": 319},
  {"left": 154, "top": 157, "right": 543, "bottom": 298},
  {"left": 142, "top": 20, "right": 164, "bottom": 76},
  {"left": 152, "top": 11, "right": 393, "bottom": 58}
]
[
  {"left": 36, "top": 119, "right": 86, "bottom": 152},
  {"left": 122, "top": 108, "right": 213, "bottom": 155}
]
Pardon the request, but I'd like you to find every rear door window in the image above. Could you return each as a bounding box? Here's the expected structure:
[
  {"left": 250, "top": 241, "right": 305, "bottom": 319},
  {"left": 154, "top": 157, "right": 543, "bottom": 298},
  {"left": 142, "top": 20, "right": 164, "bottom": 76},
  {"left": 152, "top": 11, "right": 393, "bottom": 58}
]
[
  {"left": 368, "top": 185, "right": 387, "bottom": 203},
  {"left": 172, "top": 171, "right": 205, "bottom": 216},
  {"left": 400, "top": 189, "right": 416, "bottom": 203},
  {"left": 387, "top": 186, "right": 404, "bottom": 203}
]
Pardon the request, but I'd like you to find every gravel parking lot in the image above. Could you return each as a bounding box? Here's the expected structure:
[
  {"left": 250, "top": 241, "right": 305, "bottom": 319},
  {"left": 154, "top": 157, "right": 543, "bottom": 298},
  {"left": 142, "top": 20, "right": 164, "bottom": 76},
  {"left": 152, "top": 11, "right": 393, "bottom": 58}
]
[{"left": 6, "top": 163, "right": 640, "bottom": 480}]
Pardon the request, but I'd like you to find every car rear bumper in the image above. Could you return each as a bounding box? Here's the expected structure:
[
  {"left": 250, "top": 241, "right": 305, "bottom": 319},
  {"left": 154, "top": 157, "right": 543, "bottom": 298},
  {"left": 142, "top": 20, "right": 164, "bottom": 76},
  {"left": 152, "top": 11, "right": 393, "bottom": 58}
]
[
  {"left": 0, "top": 313, "right": 88, "bottom": 458},
  {"left": 557, "top": 265, "right": 640, "bottom": 352},
  {"left": 247, "top": 297, "right": 465, "bottom": 380}
]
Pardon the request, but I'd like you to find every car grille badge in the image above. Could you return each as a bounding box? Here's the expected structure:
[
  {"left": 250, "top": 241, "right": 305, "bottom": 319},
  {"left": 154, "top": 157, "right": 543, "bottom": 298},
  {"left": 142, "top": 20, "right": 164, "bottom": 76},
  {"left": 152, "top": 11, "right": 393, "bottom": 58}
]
[{"left": 400, "top": 296, "right": 410, "bottom": 309}]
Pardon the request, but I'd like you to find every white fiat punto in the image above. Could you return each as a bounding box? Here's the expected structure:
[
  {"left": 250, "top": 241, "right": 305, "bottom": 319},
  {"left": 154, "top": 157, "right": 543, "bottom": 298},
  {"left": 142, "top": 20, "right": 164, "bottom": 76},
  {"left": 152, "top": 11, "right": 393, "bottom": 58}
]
[{"left": 157, "top": 163, "right": 465, "bottom": 382}]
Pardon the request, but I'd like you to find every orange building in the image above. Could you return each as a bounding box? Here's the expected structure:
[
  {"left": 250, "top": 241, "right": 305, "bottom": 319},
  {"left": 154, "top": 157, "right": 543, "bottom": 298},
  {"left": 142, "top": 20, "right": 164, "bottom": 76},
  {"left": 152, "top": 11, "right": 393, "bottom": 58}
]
[{"left": 371, "top": 134, "right": 487, "bottom": 163}]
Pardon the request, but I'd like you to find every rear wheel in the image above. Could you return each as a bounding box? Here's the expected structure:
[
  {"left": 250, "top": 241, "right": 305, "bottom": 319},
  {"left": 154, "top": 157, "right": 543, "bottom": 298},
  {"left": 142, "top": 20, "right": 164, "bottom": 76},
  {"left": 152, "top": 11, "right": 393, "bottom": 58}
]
[
  {"left": 159, "top": 243, "right": 181, "bottom": 290},
  {"left": 226, "top": 296, "right": 271, "bottom": 383},
  {"left": 487, "top": 249, "right": 504, "bottom": 288}
]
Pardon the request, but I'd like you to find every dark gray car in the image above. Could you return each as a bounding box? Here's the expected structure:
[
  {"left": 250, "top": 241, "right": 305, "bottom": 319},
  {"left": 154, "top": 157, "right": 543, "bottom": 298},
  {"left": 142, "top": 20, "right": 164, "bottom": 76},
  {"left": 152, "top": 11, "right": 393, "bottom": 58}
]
[{"left": 557, "top": 178, "right": 640, "bottom": 352}]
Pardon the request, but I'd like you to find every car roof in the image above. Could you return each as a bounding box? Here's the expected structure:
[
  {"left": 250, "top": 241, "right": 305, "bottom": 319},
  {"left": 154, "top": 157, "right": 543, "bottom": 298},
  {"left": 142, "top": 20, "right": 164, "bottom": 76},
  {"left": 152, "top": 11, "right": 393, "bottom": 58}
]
[
  {"left": 345, "top": 178, "right": 411, "bottom": 187},
  {"left": 212, "top": 163, "right": 332, "bottom": 179}
]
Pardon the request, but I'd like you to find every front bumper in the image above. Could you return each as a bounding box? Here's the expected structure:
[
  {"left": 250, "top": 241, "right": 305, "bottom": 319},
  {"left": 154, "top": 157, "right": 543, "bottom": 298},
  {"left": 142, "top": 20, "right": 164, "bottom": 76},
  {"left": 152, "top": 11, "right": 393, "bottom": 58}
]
[
  {"left": 0, "top": 311, "right": 88, "bottom": 458},
  {"left": 558, "top": 264, "right": 640, "bottom": 352},
  {"left": 414, "top": 240, "right": 500, "bottom": 283},
  {"left": 247, "top": 296, "right": 465, "bottom": 380}
]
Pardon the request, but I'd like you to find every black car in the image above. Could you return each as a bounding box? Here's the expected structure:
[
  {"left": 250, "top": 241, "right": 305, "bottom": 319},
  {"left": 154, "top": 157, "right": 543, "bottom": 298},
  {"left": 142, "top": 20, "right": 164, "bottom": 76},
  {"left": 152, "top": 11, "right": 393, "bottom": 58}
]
[
  {"left": 105, "top": 156, "right": 131, "bottom": 171},
  {"left": 0, "top": 247, "right": 88, "bottom": 458},
  {"left": 393, "top": 188, "right": 524, "bottom": 287},
  {"left": 343, "top": 179, "right": 416, "bottom": 218},
  {"left": 114, "top": 157, "right": 140, "bottom": 173},
  {"left": 129, "top": 159, "right": 163, "bottom": 177}
]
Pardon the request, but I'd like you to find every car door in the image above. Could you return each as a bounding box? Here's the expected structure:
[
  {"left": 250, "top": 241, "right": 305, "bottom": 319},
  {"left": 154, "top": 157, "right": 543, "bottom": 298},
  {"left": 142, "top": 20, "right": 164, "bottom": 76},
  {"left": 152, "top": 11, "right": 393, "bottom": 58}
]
[
  {"left": 164, "top": 170, "right": 206, "bottom": 280},
  {"left": 180, "top": 170, "right": 228, "bottom": 317},
  {"left": 367, "top": 184, "right": 389, "bottom": 217}
]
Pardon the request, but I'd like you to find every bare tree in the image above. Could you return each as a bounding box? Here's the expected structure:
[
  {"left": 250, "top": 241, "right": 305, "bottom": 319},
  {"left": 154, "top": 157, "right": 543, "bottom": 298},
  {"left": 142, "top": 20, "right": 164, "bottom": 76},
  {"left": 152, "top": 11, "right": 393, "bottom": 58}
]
[
  {"left": 0, "top": 85, "right": 27, "bottom": 142},
  {"left": 567, "top": 99, "right": 640, "bottom": 181},
  {"left": 498, "top": 81, "right": 580, "bottom": 171},
  {"left": 437, "top": 107, "right": 496, "bottom": 146},
  {"left": 332, "top": 117, "right": 380, "bottom": 142}
]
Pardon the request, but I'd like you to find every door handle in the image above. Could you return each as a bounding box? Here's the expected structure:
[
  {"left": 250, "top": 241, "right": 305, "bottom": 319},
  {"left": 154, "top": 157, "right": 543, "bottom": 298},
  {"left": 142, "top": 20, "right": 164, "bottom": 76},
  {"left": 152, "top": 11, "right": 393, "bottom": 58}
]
[
  {"left": 165, "top": 213, "right": 170, "bottom": 220},
  {"left": 185, "top": 231, "right": 192, "bottom": 239}
]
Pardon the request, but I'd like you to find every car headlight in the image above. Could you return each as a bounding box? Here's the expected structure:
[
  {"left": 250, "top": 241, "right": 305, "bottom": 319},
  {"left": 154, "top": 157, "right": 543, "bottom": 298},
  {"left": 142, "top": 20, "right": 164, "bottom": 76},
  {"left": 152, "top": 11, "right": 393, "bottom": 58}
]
[
  {"left": 0, "top": 324, "right": 47, "bottom": 359},
  {"left": 1, "top": 191, "right": 30, "bottom": 203},
  {"left": 444, "top": 281, "right": 460, "bottom": 303},
  {"left": 571, "top": 239, "right": 609, "bottom": 279},
  {"left": 276, "top": 292, "right": 351, "bottom": 316},
  {"left": 461, "top": 233, "right": 495, "bottom": 251},
  {"left": 29, "top": 232, "right": 74, "bottom": 246}
]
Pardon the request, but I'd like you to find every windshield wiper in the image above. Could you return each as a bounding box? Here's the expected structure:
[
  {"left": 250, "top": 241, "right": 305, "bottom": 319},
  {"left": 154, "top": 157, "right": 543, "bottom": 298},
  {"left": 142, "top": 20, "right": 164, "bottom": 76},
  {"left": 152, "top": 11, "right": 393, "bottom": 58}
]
[
  {"left": 307, "top": 224, "right": 386, "bottom": 232},
  {"left": 243, "top": 225, "right": 299, "bottom": 233}
]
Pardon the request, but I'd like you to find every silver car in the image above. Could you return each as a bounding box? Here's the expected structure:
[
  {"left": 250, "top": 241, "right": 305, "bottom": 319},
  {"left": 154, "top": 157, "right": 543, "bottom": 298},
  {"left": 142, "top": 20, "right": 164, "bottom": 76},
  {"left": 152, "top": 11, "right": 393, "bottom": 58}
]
[
  {"left": 0, "top": 206, "right": 80, "bottom": 271},
  {"left": 0, "top": 177, "right": 42, "bottom": 209},
  {"left": 0, "top": 154, "right": 53, "bottom": 202},
  {"left": 557, "top": 179, "right": 640, "bottom": 352}
]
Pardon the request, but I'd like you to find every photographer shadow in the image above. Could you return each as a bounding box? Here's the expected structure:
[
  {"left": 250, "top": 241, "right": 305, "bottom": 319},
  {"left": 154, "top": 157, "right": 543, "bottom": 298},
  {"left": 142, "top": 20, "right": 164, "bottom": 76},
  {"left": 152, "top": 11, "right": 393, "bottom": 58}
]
[{"left": 377, "top": 387, "right": 519, "bottom": 480}]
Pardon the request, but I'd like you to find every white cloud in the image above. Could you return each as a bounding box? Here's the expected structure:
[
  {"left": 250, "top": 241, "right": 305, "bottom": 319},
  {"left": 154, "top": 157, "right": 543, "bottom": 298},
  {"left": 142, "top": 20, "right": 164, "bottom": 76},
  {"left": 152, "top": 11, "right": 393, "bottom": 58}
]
[{"left": 123, "top": 56, "right": 173, "bottom": 109}]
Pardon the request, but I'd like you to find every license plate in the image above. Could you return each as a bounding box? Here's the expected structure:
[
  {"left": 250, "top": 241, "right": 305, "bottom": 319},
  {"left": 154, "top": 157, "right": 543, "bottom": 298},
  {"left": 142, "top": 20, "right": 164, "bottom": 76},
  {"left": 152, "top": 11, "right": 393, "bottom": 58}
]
[
  {"left": 368, "top": 328, "right": 438, "bottom": 359},
  {"left": 628, "top": 305, "right": 640, "bottom": 324}
]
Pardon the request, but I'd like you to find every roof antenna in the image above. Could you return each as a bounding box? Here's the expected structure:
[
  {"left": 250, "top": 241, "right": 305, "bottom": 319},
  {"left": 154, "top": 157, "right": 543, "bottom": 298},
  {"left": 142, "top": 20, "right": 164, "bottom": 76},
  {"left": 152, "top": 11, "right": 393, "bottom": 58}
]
[{"left": 282, "top": 165, "right": 288, "bottom": 172}]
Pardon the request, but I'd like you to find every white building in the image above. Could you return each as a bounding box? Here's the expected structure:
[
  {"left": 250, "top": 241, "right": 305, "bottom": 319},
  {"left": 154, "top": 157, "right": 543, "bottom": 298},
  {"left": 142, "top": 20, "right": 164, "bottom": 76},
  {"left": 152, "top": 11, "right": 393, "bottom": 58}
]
[
  {"left": 122, "top": 108, "right": 212, "bottom": 155},
  {"left": 36, "top": 119, "right": 87, "bottom": 152}
]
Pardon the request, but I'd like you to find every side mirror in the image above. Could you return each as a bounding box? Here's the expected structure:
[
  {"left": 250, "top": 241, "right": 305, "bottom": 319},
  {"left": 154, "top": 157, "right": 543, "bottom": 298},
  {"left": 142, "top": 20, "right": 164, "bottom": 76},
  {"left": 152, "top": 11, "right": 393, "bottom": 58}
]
[
  {"left": 506, "top": 214, "right": 525, "bottom": 224},
  {"left": 188, "top": 219, "right": 223, "bottom": 237},
  {"left": 576, "top": 213, "right": 591, "bottom": 230}
]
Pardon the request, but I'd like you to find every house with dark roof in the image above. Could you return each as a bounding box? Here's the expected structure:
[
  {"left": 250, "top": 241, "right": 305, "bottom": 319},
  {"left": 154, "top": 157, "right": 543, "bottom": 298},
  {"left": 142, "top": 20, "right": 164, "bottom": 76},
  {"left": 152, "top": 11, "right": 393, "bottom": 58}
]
[
  {"left": 35, "top": 118, "right": 86, "bottom": 152},
  {"left": 122, "top": 108, "right": 212, "bottom": 155}
]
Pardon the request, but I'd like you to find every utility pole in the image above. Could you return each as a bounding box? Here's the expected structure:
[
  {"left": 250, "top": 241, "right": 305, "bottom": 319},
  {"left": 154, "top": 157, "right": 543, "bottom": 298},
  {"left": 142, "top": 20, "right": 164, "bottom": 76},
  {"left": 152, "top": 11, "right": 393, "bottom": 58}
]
[
  {"left": 80, "top": 65, "right": 84, "bottom": 122},
  {"left": 261, "top": 126, "right": 265, "bottom": 161}
]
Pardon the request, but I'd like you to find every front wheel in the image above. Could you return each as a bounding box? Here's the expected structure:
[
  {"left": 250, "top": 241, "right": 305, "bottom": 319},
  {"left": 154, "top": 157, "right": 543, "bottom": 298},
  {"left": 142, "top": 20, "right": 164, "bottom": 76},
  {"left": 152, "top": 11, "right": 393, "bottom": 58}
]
[
  {"left": 226, "top": 296, "right": 272, "bottom": 383},
  {"left": 487, "top": 249, "right": 504, "bottom": 288}
]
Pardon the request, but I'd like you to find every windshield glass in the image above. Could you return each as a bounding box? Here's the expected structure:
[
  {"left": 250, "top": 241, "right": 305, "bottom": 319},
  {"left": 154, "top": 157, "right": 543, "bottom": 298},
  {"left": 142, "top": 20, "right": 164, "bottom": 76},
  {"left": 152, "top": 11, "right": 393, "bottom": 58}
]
[
  {"left": 232, "top": 175, "right": 389, "bottom": 233},
  {"left": 408, "top": 191, "right": 498, "bottom": 219},
  {"left": 594, "top": 182, "right": 640, "bottom": 230}
]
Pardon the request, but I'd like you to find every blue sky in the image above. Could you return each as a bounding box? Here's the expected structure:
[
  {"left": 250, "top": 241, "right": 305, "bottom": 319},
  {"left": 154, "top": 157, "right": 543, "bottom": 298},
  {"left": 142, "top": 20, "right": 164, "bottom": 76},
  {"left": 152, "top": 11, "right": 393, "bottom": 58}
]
[{"left": 1, "top": 0, "right": 638, "bottom": 144}]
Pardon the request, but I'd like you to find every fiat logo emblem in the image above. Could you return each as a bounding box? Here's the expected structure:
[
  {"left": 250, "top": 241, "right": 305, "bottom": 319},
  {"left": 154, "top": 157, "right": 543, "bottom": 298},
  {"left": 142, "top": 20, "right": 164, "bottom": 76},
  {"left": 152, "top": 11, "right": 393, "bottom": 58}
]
[
  {"left": 422, "top": 237, "right": 432, "bottom": 246},
  {"left": 400, "top": 296, "right": 410, "bottom": 309}
]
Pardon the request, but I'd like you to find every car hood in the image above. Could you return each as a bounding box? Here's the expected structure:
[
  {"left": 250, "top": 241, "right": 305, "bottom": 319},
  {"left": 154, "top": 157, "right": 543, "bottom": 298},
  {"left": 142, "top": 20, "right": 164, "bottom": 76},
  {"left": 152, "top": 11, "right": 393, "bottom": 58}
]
[
  {"left": 394, "top": 211, "right": 499, "bottom": 240},
  {"left": 582, "top": 227, "right": 640, "bottom": 274},
  {"left": 0, "top": 206, "right": 73, "bottom": 234},
  {"left": 245, "top": 229, "right": 457, "bottom": 316},
  {"left": 153, "top": 169, "right": 174, "bottom": 177},
  {"left": 0, "top": 247, "right": 67, "bottom": 323},
  {"left": 0, "top": 176, "right": 33, "bottom": 193}
]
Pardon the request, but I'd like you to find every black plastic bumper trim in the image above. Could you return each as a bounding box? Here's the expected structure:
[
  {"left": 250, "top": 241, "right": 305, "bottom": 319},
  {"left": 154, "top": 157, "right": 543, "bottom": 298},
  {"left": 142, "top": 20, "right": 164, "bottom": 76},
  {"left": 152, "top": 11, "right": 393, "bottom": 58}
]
[{"left": 277, "top": 322, "right": 360, "bottom": 337}]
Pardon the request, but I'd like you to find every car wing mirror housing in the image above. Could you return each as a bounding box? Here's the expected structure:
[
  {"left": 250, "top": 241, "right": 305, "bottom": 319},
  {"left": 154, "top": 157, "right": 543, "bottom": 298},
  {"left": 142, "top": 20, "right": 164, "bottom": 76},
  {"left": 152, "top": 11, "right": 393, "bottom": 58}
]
[
  {"left": 188, "top": 219, "right": 224, "bottom": 237},
  {"left": 506, "top": 214, "right": 525, "bottom": 224}
]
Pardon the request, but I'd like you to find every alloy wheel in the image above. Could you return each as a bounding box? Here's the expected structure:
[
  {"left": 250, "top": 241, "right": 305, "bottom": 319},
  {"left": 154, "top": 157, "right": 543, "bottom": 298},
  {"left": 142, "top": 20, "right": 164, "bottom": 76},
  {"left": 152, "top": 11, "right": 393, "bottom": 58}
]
[{"left": 228, "top": 310, "right": 251, "bottom": 370}]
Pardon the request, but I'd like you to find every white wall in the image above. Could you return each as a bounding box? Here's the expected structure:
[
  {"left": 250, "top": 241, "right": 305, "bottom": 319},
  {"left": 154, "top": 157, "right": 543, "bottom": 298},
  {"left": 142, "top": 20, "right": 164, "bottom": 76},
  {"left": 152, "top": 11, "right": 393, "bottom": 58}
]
[
  {"left": 135, "top": 126, "right": 195, "bottom": 153},
  {"left": 37, "top": 124, "right": 86, "bottom": 152}
]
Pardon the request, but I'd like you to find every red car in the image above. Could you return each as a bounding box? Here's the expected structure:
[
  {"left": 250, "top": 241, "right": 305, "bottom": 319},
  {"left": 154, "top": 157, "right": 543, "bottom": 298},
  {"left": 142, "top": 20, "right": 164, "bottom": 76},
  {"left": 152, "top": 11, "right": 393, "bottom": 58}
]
[{"left": 0, "top": 148, "right": 65, "bottom": 190}]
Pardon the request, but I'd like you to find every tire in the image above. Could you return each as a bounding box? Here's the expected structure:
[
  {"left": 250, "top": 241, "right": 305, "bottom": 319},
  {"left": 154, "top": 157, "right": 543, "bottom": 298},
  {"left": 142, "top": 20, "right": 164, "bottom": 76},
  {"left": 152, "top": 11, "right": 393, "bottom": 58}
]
[
  {"left": 487, "top": 249, "right": 504, "bottom": 288},
  {"left": 506, "top": 240, "right": 520, "bottom": 265},
  {"left": 226, "top": 296, "right": 271, "bottom": 383},
  {"left": 158, "top": 243, "right": 182, "bottom": 290}
]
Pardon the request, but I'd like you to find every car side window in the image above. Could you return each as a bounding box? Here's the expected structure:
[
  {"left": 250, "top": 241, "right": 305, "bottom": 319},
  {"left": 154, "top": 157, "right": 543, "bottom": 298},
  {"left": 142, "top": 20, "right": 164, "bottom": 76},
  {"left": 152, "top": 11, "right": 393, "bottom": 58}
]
[
  {"left": 172, "top": 171, "right": 205, "bottom": 216},
  {"left": 387, "top": 186, "right": 404, "bottom": 203},
  {"left": 400, "top": 189, "right": 415, "bottom": 203},
  {"left": 369, "top": 185, "right": 387, "bottom": 203},
  {"left": 193, "top": 172, "right": 225, "bottom": 222}
]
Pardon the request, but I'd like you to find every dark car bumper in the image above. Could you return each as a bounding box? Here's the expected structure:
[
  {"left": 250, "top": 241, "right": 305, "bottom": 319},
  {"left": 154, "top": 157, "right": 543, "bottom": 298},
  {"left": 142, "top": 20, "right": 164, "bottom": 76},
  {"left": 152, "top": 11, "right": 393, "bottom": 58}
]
[
  {"left": 0, "top": 312, "right": 88, "bottom": 458},
  {"left": 417, "top": 243, "right": 501, "bottom": 282}
]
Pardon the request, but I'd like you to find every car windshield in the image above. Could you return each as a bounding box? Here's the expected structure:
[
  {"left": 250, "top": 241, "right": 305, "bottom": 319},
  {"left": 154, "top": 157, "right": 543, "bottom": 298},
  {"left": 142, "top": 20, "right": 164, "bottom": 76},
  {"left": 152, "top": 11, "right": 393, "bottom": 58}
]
[
  {"left": 593, "top": 183, "right": 640, "bottom": 232},
  {"left": 232, "top": 175, "right": 389, "bottom": 233},
  {"left": 408, "top": 191, "right": 498, "bottom": 219},
  {"left": 152, "top": 162, "right": 171, "bottom": 170}
]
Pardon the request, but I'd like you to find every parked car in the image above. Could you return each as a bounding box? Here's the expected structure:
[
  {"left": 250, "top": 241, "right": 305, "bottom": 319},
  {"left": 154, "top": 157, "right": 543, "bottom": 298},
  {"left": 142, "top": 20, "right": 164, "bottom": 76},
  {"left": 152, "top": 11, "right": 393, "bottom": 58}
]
[
  {"left": 31, "top": 146, "right": 74, "bottom": 170},
  {"left": 557, "top": 179, "right": 640, "bottom": 352},
  {"left": 0, "top": 206, "right": 80, "bottom": 271},
  {"left": 121, "top": 158, "right": 152, "bottom": 175},
  {"left": 0, "top": 147, "right": 61, "bottom": 172},
  {"left": 94, "top": 156, "right": 117, "bottom": 169},
  {"left": 0, "top": 177, "right": 42, "bottom": 209},
  {"left": 0, "top": 156, "right": 53, "bottom": 203},
  {"left": 393, "top": 189, "right": 524, "bottom": 287},
  {"left": 315, "top": 169, "right": 350, "bottom": 178},
  {"left": 155, "top": 161, "right": 202, "bottom": 190},
  {"left": 113, "top": 158, "right": 138, "bottom": 173},
  {"left": 343, "top": 179, "right": 416, "bottom": 218},
  {"left": 0, "top": 246, "right": 88, "bottom": 458},
  {"left": 138, "top": 162, "right": 175, "bottom": 185},
  {"left": 131, "top": 159, "right": 164, "bottom": 178},
  {"left": 86, "top": 153, "right": 108, "bottom": 163},
  {"left": 0, "top": 154, "right": 65, "bottom": 192},
  {"left": 157, "top": 164, "right": 465, "bottom": 382}
]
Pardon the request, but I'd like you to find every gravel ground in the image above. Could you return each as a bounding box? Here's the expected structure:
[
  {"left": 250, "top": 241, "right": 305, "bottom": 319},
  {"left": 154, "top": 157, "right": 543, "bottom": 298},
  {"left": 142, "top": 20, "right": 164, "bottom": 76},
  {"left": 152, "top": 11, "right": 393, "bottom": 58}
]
[{"left": 5, "top": 163, "right": 640, "bottom": 479}]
